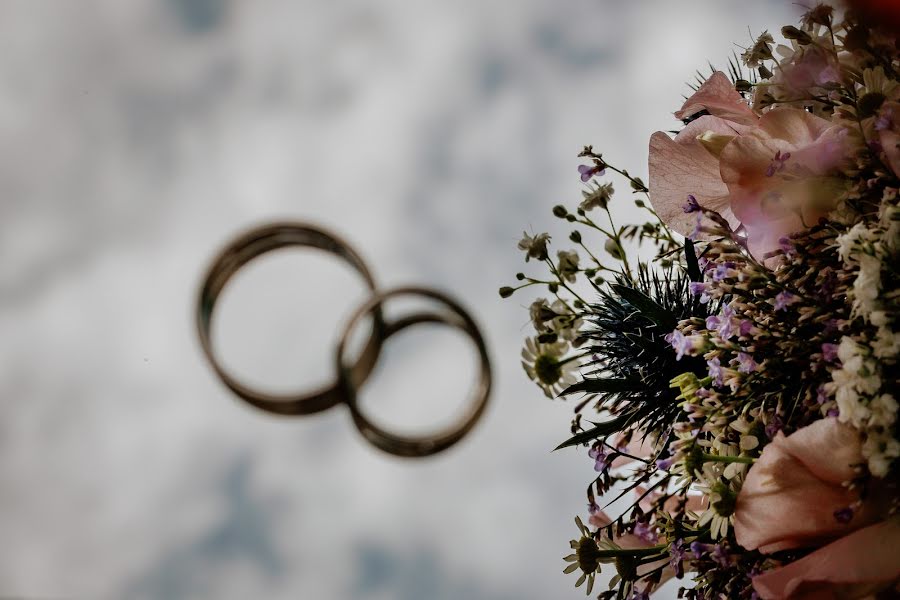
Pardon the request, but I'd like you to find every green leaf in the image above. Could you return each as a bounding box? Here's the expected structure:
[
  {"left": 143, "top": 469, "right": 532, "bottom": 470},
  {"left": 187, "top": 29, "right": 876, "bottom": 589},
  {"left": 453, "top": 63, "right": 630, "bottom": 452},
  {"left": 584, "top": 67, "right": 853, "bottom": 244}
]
[
  {"left": 553, "top": 414, "right": 634, "bottom": 450},
  {"left": 560, "top": 378, "right": 642, "bottom": 396},
  {"left": 611, "top": 284, "right": 676, "bottom": 328},
  {"left": 684, "top": 240, "right": 701, "bottom": 282}
]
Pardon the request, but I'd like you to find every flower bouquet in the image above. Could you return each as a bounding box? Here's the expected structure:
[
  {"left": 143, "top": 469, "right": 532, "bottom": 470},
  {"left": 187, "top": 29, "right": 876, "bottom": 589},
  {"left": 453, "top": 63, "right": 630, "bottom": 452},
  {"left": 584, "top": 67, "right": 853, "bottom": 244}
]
[{"left": 502, "top": 5, "right": 899, "bottom": 598}]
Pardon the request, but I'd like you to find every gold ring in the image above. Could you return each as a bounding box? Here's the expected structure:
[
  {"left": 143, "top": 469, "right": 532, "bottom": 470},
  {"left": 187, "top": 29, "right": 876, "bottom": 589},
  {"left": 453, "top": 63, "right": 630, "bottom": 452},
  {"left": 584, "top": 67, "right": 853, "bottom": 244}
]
[
  {"left": 335, "top": 286, "right": 491, "bottom": 457},
  {"left": 196, "top": 222, "right": 384, "bottom": 415}
]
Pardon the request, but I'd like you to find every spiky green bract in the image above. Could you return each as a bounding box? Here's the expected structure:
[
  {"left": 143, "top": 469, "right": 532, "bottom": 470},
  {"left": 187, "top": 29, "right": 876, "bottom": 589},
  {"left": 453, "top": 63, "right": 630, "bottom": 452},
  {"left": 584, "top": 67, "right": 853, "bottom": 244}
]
[{"left": 559, "top": 262, "right": 710, "bottom": 448}]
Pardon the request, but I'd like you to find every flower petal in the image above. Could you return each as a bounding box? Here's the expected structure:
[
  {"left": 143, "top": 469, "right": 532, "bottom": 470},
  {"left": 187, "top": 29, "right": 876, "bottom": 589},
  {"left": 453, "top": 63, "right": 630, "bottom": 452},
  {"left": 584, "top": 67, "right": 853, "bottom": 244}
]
[
  {"left": 734, "top": 419, "right": 878, "bottom": 553},
  {"left": 675, "top": 71, "right": 758, "bottom": 126},
  {"left": 751, "top": 518, "right": 900, "bottom": 600},
  {"left": 720, "top": 108, "right": 850, "bottom": 258},
  {"left": 648, "top": 115, "right": 748, "bottom": 236}
]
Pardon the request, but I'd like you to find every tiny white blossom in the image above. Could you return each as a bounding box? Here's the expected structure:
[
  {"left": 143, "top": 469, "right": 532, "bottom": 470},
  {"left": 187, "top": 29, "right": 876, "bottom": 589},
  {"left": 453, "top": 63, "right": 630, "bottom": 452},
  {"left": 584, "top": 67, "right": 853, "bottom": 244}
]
[
  {"left": 557, "top": 250, "right": 580, "bottom": 283},
  {"left": 518, "top": 232, "right": 551, "bottom": 262}
]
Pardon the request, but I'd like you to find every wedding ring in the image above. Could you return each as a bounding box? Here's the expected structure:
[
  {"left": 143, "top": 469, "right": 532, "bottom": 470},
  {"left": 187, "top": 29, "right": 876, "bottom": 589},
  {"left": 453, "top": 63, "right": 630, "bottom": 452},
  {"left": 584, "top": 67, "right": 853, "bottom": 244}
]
[
  {"left": 335, "top": 287, "right": 492, "bottom": 457},
  {"left": 196, "top": 222, "right": 384, "bottom": 415}
]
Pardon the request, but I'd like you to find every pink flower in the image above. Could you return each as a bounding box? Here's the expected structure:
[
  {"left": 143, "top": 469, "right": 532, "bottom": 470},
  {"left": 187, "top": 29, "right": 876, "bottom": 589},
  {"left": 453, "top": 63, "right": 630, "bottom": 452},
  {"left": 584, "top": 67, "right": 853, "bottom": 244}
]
[
  {"left": 770, "top": 46, "right": 842, "bottom": 100},
  {"left": 648, "top": 72, "right": 851, "bottom": 259},
  {"left": 733, "top": 418, "right": 900, "bottom": 599}
]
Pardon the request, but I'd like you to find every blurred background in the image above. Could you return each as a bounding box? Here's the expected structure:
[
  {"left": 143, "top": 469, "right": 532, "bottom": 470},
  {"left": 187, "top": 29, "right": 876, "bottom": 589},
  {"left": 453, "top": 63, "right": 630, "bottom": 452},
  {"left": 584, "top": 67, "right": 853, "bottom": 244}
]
[{"left": 0, "top": 1, "right": 798, "bottom": 598}]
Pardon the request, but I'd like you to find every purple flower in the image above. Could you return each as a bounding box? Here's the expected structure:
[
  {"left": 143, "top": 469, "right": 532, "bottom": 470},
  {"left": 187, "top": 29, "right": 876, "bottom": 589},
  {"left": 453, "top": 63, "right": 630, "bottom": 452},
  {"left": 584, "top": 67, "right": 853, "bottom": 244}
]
[
  {"left": 765, "top": 415, "right": 783, "bottom": 440},
  {"left": 705, "top": 315, "right": 721, "bottom": 330},
  {"left": 656, "top": 457, "right": 674, "bottom": 471},
  {"left": 817, "top": 385, "right": 829, "bottom": 405},
  {"left": 822, "top": 343, "right": 839, "bottom": 363},
  {"left": 834, "top": 507, "right": 854, "bottom": 524},
  {"left": 669, "top": 539, "right": 686, "bottom": 578},
  {"left": 827, "top": 407, "right": 840, "bottom": 417},
  {"left": 588, "top": 501, "right": 600, "bottom": 514},
  {"left": 823, "top": 319, "right": 841, "bottom": 336},
  {"left": 682, "top": 194, "right": 701, "bottom": 213},
  {"left": 710, "top": 543, "right": 730, "bottom": 567},
  {"left": 690, "top": 282, "right": 710, "bottom": 304},
  {"left": 765, "top": 150, "right": 791, "bottom": 177},
  {"left": 698, "top": 257, "right": 712, "bottom": 272},
  {"left": 739, "top": 320, "right": 753, "bottom": 337},
  {"left": 690, "top": 540, "right": 707, "bottom": 558},
  {"left": 778, "top": 236, "right": 795, "bottom": 257},
  {"left": 689, "top": 212, "right": 703, "bottom": 241},
  {"left": 712, "top": 261, "right": 735, "bottom": 282},
  {"left": 875, "top": 107, "right": 894, "bottom": 132},
  {"left": 667, "top": 330, "right": 703, "bottom": 360},
  {"left": 689, "top": 282, "right": 707, "bottom": 296},
  {"left": 578, "top": 164, "right": 605, "bottom": 182},
  {"left": 736, "top": 352, "right": 759, "bottom": 374},
  {"left": 633, "top": 521, "right": 658, "bottom": 544},
  {"left": 774, "top": 291, "right": 797, "bottom": 311},
  {"left": 718, "top": 316, "right": 737, "bottom": 340},
  {"left": 707, "top": 357, "right": 724, "bottom": 386},
  {"left": 588, "top": 445, "right": 609, "bottom": 472}
]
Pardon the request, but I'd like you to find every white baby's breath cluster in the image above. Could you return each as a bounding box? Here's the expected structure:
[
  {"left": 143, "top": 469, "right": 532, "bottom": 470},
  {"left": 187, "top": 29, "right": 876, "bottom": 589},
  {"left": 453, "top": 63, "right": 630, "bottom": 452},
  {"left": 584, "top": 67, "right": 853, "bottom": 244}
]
[{"left": 829, "top": 204, "right": 900, "bottom": 476}]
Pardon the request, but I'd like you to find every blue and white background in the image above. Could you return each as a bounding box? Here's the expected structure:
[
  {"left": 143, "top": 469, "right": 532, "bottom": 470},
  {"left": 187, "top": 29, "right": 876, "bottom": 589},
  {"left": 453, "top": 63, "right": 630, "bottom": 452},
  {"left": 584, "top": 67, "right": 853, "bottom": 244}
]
[{"left": 0, "top": 1, "right": 796, "bottom": 598}]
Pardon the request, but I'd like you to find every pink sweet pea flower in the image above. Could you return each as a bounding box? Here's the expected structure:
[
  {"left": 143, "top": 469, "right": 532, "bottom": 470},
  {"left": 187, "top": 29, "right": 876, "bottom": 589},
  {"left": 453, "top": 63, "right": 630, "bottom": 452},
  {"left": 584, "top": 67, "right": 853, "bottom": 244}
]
[
  {"left": 733, "top": 418, "right": 900, "bottom": 599},
  {"left": 752, "top": 519, "right": 900, "bottom": 600},
  {"left": 648, "top": 71, "right": 851, "bottom": 259},
  {"left": 720, "top": 108, "right": 849, "bottom": 259}
]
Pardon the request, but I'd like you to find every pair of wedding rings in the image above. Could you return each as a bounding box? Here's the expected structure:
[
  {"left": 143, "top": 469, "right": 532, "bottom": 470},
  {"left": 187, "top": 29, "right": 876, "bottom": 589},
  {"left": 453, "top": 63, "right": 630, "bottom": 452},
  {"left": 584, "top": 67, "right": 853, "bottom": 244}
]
[{"left": 196, "top": 222, "right": 491, "bottom": 457}]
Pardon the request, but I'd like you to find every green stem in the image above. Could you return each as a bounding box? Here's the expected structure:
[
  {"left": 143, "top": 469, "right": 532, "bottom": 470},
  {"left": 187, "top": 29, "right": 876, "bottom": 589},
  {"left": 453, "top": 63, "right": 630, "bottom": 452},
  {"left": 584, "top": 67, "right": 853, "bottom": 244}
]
[
  {"left": 701, "top": 453, "right": 756, "bottom": 464},
  {"left": 594, "top": 544, "right": 667, "bottom": 559}
]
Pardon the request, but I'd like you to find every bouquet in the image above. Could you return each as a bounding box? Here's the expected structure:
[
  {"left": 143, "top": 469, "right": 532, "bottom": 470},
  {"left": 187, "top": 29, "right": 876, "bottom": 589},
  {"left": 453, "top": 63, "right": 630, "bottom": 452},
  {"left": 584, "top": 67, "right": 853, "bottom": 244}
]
[{"left": 502, "top": 4, "right": 899, "bottom": 598}]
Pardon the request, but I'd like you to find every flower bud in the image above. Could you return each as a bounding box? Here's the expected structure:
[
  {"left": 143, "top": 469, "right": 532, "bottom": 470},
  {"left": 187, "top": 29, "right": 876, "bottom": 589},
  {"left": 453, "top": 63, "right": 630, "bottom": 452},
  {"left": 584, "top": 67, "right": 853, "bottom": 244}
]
[
  {"left": 499, "top": 286, "right": 515, "bottom": 298},
  {"left": 604, "top": 239, "right": 624, "bottom": 260},
  {"left": 696, "top": 130, "right": 735, "bottom": 158},
  {"left": 781, "top": 25, "right": 812, "bottom": 45},
  {"left": 537, "top": 332, "right": 558, "bottom": 344}
]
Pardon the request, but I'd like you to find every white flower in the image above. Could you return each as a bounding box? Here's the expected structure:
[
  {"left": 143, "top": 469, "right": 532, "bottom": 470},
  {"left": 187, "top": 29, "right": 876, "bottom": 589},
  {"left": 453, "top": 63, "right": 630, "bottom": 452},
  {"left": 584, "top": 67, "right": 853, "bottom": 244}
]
[
  {"left": 529, "top": 299, "right": 552, "bottom": 332},
  {"left": 873, "top": 326, "right": 900, "bottom": 359},
  {"left": 836, "top": 385, "right": 870, "bottom": 427},
  {"left": 854, "top": 253, "right": 882, "bottom": 317},
  {"left": 518, "top": 231, "right": 551, "bottom": 262},
  {"left": 869, "top": 394, "right": 898, "bottom": 429},
  {"left": 557, "top": 250, "right": 580, "bottom": 283},
  {"left": 863, "top": 432, "right": 900, "bottom": 478},
  {"left": 579, "top": 182, "right": 613, "bottom": 212},
  {"left": 521, "top": 337, "right": 579, "bottom": 398},
  {"left": 836, "top": 222, "right": 872, "bottom": 263},
  {"left": 837, "top": 336, "right": 863, "bottom": 366},
  {"left": 870, "top": 311, "right": 889, "bottom": 328}
]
